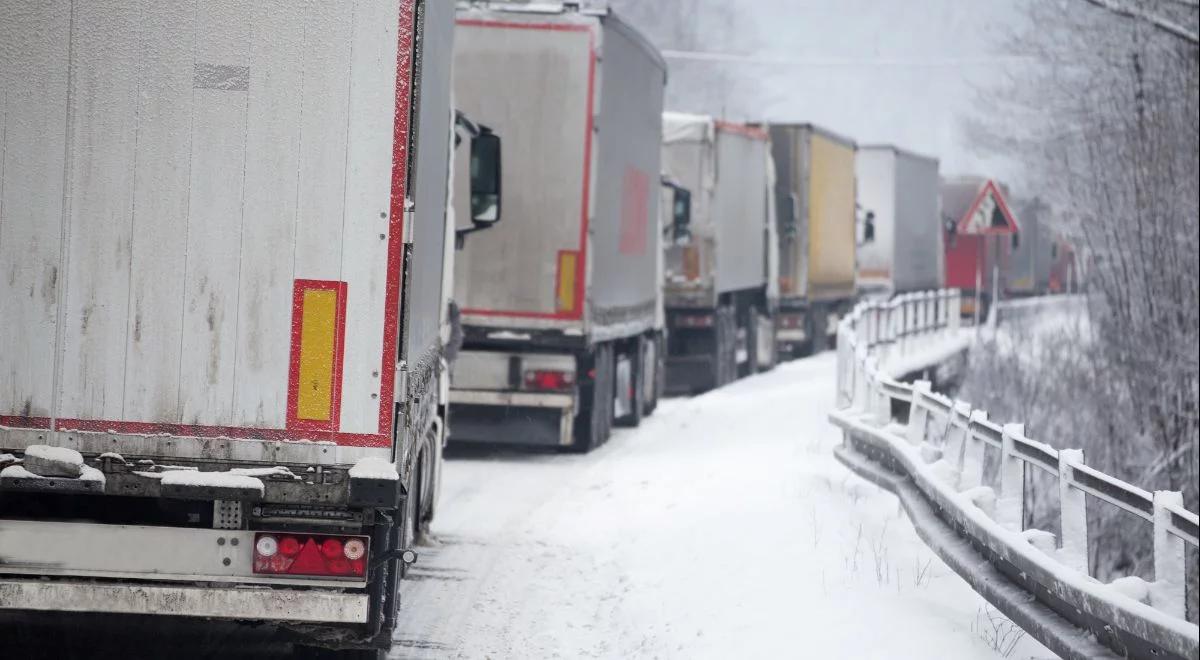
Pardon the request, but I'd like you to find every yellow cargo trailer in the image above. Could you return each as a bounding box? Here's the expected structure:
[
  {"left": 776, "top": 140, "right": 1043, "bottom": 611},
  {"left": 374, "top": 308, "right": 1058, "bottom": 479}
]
[{"left": 769, "top": 123, "right": 858, "bottom": 356}]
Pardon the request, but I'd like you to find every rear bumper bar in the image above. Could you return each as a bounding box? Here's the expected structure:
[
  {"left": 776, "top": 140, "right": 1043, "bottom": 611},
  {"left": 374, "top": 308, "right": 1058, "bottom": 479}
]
[
  {"left": 0, "top": 577, "right": 369, "bottom": 624},
  {"left": 447, "top": 390, "right": 575, "bottom": 446}
]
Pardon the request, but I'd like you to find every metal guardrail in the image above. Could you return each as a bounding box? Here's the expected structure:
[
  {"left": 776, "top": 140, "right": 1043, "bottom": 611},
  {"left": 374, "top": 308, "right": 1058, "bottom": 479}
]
[{"left": 828, "top": 289, "right": 1199, "bottom": 660}]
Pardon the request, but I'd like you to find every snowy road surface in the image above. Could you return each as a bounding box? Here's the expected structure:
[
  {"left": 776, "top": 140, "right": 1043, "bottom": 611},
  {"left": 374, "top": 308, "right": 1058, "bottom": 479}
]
[{"left": 392, "top": 353, "right": 1053, "bottom": 659}]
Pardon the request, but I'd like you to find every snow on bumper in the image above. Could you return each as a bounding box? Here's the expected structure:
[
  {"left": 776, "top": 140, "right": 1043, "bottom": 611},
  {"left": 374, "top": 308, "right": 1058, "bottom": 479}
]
[{"left": 0, "top": 577, "right": 369, "bottom": 623}]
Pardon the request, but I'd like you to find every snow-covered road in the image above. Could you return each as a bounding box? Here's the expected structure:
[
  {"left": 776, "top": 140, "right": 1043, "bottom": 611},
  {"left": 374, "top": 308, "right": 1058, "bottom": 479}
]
[{"left": 392, "top": 353, "right": 1052, "bottom": 659}]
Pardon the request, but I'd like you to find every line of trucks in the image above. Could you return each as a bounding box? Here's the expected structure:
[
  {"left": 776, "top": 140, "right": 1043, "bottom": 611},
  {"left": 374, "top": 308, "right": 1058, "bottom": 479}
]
[{"left": 0, "top": 1, "right": 1078, "bottom": 656}]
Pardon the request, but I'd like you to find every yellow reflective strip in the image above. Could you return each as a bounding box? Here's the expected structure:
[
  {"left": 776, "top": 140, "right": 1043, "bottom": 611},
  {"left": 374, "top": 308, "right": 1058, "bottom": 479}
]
[
  {"left": 557, "top": 251, "right": 578, "bottom": 313},
  {"left": 297, "top": 289, "right": 338, "bottom": 421}
]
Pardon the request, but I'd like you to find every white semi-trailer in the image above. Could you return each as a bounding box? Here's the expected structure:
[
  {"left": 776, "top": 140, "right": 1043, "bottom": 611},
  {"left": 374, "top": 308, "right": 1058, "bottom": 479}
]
[
  {"left": 447, "top": 2, "right": 668, "bottom": 450},
  {"left": 855, "top": 145, "right": 943, "bottom": 297},
  {"left": 661, "top": 113, "right": 779, "bottom": 394},
  {"left": 0, "top": 2, "right": 496, "bottom": 657}
]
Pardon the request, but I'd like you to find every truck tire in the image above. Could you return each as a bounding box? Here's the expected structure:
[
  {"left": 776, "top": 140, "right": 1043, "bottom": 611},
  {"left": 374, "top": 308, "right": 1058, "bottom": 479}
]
[
  {"left": 810, "top": 304, "right": 829, "bottom": 354},
  {"left": 740, "top": 305, "right": 760, "bottom": 378},
  {"left": 616, "top": 336, "right": 646, "bottom": 427},
  {"left": 716, "top": 306, "right": 737, "bottom": 387},
  {"left": 573, "top": 343, "right": 614, "bottom": 451},
  {"left": 644, "top": 333, "right": 663, "bottom": 415}
]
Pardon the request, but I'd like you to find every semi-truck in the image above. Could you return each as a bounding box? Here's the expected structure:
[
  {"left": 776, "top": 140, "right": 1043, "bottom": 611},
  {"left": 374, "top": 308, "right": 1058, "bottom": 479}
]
[
  {"left": 855, "top": 145, "right": 943, "bottom": 297},
  {"left": 941, "top": 177, "right": 1020, "bottom": 319},
  {"left": 661, "top": 113, "right": 779, "bottom": 394},
  {"left": 447, "top": 2, "right": 668, "bottom": 450},
  {"left": 0, "top": 2, "right": 495, "bottom": 657},
  {"left": 768, "top": 123, "right": 858, "bottom": 357}
]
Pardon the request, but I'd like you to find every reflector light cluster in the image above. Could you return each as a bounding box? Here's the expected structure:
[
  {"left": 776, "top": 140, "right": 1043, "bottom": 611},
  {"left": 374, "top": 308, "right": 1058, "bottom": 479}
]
[
  {"left": 523, "top": 369, "right": 574, "bottom": 392},
  {"left": 253, "top": 532, "right": 368, "bottom": 578},
  {"left": 675, "top": 314, "right": 714, "bottom": 328},
  {"left": 778, "top": 313, "right": 806, "bottom": 329}
]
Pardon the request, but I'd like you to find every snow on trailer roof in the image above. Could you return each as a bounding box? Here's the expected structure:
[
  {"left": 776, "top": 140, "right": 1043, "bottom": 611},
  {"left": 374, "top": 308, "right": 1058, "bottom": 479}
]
[
  {"left": 761, "top": 121, "right": 858, "bottom": 149},
  {"left": 859, "top": 143, "right": 939, "bottom": 164},
  {"left": 456, "top": 0, "right": 667, "bottom": 75},
  {"left": 663, "top": 113, "right": 768, "bottom": 143},
  {"left": 456, "top": 0, "right": 610, "bottom": 15},
  {"left": 662, "top": 111, "right": 715, "bottom": 144}
]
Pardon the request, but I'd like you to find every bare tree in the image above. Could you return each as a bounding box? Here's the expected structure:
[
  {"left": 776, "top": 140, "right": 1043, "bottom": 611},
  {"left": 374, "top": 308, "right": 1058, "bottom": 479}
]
[{"left": 968, "top": 0, "right": 1199, "bottom": 619}]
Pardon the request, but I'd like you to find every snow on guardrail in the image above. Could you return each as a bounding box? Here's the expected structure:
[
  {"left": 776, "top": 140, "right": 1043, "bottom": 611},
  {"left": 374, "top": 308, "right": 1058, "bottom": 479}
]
[{"left": 828, "top": 289, "right": 1200, "bottom": 660}]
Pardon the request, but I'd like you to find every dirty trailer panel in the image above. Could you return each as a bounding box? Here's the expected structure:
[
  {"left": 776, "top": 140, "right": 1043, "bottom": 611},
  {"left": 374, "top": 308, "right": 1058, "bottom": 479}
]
[
  {"left": 451, "top": 11, "right": 665, "bottom": 340},
  {"left": 0, "top": 0, "right": 412, "bottom": 457}
]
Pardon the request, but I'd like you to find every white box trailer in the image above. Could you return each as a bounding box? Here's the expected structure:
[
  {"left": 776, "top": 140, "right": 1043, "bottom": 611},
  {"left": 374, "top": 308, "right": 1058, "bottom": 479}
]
[
  {"left": 856, "top": 145, "right": 943, "bottom": 296},
  {"left": 660, "top": 113, "right": 779, "bottom": 394},
  {"left": 446, "top": 2, "right": 668, "bottom": 451},
  {"left": 0, "top": 1, "right": 468, "bottom": 654}
]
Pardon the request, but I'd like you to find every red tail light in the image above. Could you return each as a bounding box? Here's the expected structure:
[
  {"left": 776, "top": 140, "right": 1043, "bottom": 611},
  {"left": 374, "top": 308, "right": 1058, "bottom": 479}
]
[
  {"left": 524, "top": 369, "right": 574, "bottom": 392},
  {"left": 676, "top": 314, "right": 714, "bottom": 328},
  {"left": 253, "top": 532, "right": 368, "bottom": 578},
  {"left": 779, "top": 314, "right": 805, "bottom": 329}
]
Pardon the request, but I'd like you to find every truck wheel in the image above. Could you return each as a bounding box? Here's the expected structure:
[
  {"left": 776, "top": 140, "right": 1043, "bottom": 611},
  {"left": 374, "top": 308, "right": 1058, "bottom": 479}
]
[
  {"left": 811, "top": 305, "right": 829, "bottom": 354},
  {"left": 644, "top": 333, "right": 663, "bottom": 415},
  {"left": 717, "top": 306, "right": 737, "bottom": 387},
  {"left": 573, "top": 343, "right": 614, "bottom": 451},
  {"left": 616, "top": 337, "right": 646, "bottom": 427},
  {"left": 741, "top": 305, "right": 760, "bottom": 378}
]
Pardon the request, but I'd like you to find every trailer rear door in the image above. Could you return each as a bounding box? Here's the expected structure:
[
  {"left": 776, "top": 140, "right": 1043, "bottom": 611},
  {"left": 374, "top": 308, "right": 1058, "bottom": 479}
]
[
  {"left": 0, "top": 0, "right": 414, "bottom": 462},
  {"left": 452, "top": 15, "right": 595, "bottom": 328}
]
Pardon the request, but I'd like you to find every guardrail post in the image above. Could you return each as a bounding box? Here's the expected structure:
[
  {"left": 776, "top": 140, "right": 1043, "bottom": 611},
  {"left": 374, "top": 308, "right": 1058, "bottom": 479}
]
[
  {"left": 998, "top": 424, "right": 1027, "bottom": 531},
  {"left": 853, "top": 346, "right": 870, "bottom": 411},
  {"left": 960, "top": 410, "right": 988, "bottom": 490},
  {"left": 906, "top": 381, "right": 932, "bottom": 446},
  {"left": 950, "top": 289, "right": 961, "bottom": 331},
  {"left": 926, "top": 294, "right": 936, "bottom": 336},
  {"left": 1057, "top": 449, "right": 1090, "bottom": 574},
  {"left": 1152, "top": 490, "right": 1187, "bottom": 619},
  {"left": 943, "top": 401, "right": 971, "bottom": 476}
]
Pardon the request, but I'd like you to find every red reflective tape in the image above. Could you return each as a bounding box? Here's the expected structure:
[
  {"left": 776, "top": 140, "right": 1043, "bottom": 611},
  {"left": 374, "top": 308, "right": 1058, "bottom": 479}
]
[
  {"left": 379, "top": 0, "right": 417, "bottom": 438},
  {"left": 286, "top": 280, "right": 348, "bottom": 433}
]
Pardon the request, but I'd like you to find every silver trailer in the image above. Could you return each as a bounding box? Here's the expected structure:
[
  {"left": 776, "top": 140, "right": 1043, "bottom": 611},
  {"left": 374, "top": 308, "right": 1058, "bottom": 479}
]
[
  {"left": 0, "top": 1, "right": 472, "bottom": 655},
  {"left": 660, "top": 113, "right": 779, "bottom": 394},
  {"left": 1008, "top": 197, "right": 1056, "bottom": 296},
  {"left": 769, "top": 123, "right": 858, "bottom": 357},
  {"left": 856, "top": 145, "right": 943, "bottom": 296},
  {"left": 448, "top": 2, "right": 667, "bottom": 450}
]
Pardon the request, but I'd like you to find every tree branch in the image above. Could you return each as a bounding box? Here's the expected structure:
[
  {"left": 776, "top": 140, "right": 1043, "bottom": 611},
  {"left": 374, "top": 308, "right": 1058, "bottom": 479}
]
[{"left": 1076, "top": 0, "right": 1200, "bottom": 45}]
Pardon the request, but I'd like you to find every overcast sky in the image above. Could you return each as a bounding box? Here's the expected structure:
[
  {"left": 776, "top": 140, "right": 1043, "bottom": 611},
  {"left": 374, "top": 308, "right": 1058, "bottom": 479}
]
[{"left": 613, "top": 0, "right": 1036, "bottom": 180}]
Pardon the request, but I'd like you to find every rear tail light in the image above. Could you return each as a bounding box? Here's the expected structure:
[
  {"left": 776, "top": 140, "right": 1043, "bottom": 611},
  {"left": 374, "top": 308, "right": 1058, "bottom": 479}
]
[
  {"left": 524, "top": 369, "right": 574, "bottom": 392},
  {"left": 676, "top": 314, "right": 714, "bottom": 328},
  {"left": 253, "top": 532, "right": 368, "bottom": 578},
  {"left": 779, "top": 314, "right": 805, "bottom": 329}
]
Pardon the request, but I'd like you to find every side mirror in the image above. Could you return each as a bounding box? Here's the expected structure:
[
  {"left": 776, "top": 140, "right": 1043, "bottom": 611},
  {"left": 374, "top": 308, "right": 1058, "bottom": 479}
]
[
  {"left": 671, "top": 187, "right": 692, "bottom": 243},
  {"left": 862, "top": 210, "right": 876, "bottom": 244},
  {"left": 779, "top": 193, "right": 799, "bottom": 238},
  {"left": 470, "top": 130, "right": 502, "bottom": 226}
]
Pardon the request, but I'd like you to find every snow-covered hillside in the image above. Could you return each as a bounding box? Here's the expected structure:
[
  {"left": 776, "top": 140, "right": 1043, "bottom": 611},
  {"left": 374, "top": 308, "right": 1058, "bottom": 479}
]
[{"left": 393, "top": 353, "right": 1054, "bottom": 659}]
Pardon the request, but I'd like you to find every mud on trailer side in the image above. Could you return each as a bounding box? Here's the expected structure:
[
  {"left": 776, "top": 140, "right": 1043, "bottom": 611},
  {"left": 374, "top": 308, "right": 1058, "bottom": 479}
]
[
  {"left": 446, "top": 4, "right": 667, "bottom": 451},
  {"left": 0, "top": 1, "right": 472, "bottom": 656}
]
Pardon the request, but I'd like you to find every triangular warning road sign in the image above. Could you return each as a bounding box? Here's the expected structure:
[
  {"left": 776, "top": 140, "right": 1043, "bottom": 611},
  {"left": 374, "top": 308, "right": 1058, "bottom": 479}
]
[{"left": 956, "top": 180, "right": 1019, "bottom": 235}]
